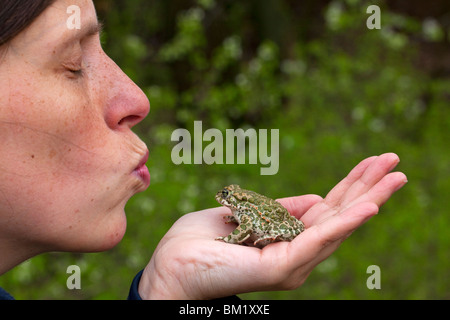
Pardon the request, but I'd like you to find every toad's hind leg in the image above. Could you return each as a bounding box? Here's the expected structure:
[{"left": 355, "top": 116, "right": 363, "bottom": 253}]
[
  {"left": 216, "top": 215, "right": 253, "bottom": 245},
  {"left": 253, "top": 221, "right": 301, "bottom": 247},
  {"left": 253, "top": 235, "right": 280, "bottom": 248}
]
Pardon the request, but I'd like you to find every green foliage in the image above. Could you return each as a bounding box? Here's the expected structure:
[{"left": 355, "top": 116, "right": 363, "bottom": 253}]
[{"left": 1, "top": 0, "right": 449, "bottom": 299}]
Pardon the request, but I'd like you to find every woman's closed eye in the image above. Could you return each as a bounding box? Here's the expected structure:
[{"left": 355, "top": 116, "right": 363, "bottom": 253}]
[
  {"left": 61, "top": 52, "right": 85, "bottom": 79},
  {"left": 62, "top": 61, "right": 85, "bottom": 79},
  {"left": 67, "top": 67, "right": 84, "bottom": 76}
]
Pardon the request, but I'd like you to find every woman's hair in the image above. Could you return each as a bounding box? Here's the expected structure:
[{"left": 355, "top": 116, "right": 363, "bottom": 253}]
[{"left": 0, "top": 0, "right": 57, "bottom": 46}]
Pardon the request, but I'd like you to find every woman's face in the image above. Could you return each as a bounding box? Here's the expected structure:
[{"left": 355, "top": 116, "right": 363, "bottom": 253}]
[{"left": 0, "top": 0, "right": 150, "bottom": 253}]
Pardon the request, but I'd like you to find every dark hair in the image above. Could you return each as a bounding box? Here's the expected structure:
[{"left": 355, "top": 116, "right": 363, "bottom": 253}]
[{"left": 0, "top": 0, "right": 57, "bottom": 46}]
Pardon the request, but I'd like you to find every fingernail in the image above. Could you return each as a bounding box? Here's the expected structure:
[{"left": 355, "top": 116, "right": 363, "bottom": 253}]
[
  {"left": 388, "top": 157, "right": 401, "bottom": 172},
  {"left": 394, "top": 178, "right": 408, "bottom": 192}
]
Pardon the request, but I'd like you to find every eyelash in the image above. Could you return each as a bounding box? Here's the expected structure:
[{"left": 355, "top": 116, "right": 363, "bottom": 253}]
[
  {"left": 64, "top": 65, "right": 85, "bottom": 80},
  {"left": 69, "top": 68, "right": 84, "bottom": 76},
  {"left": 62, "top": 57, "right": 85, "bottom": 79}
]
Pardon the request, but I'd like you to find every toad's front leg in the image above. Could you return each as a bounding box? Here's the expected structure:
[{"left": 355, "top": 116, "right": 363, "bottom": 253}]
[
  {"left": 222, "top": 215, "right": 238, "bottom": 224},
  {"left": 216, "top": 214, "right": 253, "bottom": 245}
]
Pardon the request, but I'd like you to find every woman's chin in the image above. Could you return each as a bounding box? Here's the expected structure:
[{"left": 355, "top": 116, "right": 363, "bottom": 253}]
[
  {"left": 55, "top": 209, "right": 128, "bottom": 253},
  {"left": 90, "top": 212, "right": 128, "bottom": 252}
]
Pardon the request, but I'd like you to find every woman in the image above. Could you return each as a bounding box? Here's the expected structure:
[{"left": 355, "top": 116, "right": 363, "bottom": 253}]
[{"left": 0, "top": 0, "right": 407, "bottom": 299}]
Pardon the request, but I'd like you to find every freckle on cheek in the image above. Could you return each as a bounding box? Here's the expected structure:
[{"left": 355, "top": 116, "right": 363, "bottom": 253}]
[{"left": 48, "top": 149, "right": 56, "bottom": 159}]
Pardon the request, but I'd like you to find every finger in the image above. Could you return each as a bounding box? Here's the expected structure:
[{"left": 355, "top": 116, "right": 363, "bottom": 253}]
[
  {"left": 340, "top": 153, "right": 400, "bottom": 205},
  {"left": 348, "top": 171, "right": 408, "bottom": 208},
  {"left": 324, "top": 155, "right": 378, "bottom": 207},
  {"left": 288, "top": 201, "right": 379, "bottom": 265},
  {"left": 293, "top": 154, "right": 400, "bottom": 227},
  {"left": 277, "top": 194, "right": 323, "bottom": 219}
]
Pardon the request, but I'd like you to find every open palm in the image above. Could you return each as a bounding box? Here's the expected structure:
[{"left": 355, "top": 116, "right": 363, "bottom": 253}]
[{"left": 139, "top": 153, "right": 407, "bottom": 299}]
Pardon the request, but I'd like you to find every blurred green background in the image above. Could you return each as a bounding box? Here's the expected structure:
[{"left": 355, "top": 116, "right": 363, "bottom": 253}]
[{"left": 1, "top": 0, "right": 449, "bottom": 299}]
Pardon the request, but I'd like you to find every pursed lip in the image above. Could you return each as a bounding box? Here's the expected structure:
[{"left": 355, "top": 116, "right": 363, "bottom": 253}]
[{"left": 133, "top": 149, "right": 150, "bottom": 188}]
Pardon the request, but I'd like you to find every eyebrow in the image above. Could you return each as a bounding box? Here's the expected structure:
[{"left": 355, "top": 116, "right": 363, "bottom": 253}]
[
  {"left": 78, "top": 20, "right": 104, "bottom": 40},
  {"left": 84, "top": 21, "right": 104, "bottom": 38},
  {"left": 60, "top": 20, "right": 104, "bottom": 47}
]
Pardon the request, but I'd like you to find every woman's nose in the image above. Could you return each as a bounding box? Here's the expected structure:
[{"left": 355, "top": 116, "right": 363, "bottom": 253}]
[{"left": 103, "top": 59, "right": 150, "bottom": 131}]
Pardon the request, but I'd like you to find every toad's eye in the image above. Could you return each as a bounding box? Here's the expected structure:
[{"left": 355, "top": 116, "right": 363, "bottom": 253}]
[{"left": 221, "top": 189, "right": 229, "bottom": 199}]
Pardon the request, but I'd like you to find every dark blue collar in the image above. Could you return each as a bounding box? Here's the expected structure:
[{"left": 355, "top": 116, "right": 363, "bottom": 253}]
[
  {"left": 127, "top": 270, "right": 143, "bottom": 300},
  {"left": 0, "top": 287, "right": 14, "bottom": 300}
]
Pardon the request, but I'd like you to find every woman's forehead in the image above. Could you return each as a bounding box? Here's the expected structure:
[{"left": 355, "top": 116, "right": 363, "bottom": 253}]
[{"left": 9, "top": 0, "right": 98, "bottom": 52}]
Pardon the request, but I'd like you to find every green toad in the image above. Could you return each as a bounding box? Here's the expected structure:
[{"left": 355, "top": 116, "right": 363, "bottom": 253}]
[{"left": 215, "top": 184, "right": 305, "bottom": 247}]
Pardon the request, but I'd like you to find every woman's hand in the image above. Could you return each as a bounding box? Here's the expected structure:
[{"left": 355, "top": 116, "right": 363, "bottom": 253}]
[{"left": 139, "top": 153, "right": 407, "bottom": 299}]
